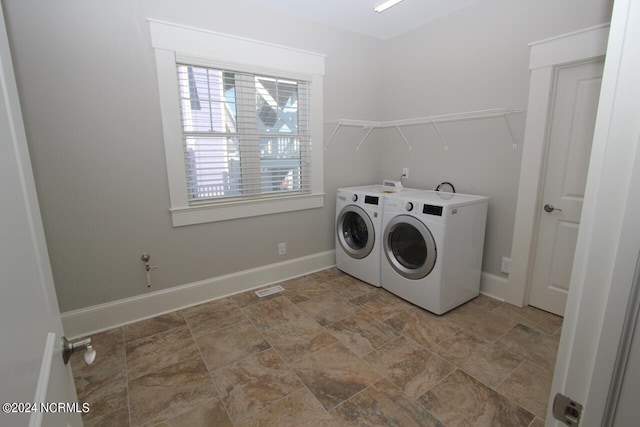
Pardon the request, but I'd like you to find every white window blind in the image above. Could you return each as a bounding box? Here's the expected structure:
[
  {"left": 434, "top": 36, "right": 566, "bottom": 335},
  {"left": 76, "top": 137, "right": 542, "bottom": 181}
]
[
  {"left": 176, "top": 64, "right": 311, "bottom": 205},
  {"left": 149, "top": 19, "right": 325, "bottom": 226}
]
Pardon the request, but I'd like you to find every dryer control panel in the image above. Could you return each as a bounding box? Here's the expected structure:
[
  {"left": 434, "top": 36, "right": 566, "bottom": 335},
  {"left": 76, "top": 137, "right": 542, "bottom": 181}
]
[
  {"left": 364, "top": 195, "right": 379, "bottom": 205},
  {"left": 423, "top": 204, "right": 443, "bottom": 216}
]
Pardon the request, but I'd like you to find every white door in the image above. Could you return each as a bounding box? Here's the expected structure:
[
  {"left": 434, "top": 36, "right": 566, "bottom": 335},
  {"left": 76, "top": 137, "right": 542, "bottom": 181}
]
[
  {"left": 528, "top": 58, "right": 604, "bottom": 316},
  {"left": 551, "top": 0, "right": 640, "bottom": 424},
  {"left": 0, "top": 5, "right": 81, "bottom": 427}
]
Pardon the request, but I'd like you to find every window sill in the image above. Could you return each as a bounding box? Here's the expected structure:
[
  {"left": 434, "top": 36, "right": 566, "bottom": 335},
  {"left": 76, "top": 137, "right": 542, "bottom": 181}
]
[{"left": 169, "top": 193, "right": 325, "bottom": 226}]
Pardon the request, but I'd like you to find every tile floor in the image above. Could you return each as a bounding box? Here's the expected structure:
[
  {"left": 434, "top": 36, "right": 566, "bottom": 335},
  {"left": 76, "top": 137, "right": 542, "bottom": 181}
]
[{"left": 70, "top": 268, "right": 563, "bottom": 427}]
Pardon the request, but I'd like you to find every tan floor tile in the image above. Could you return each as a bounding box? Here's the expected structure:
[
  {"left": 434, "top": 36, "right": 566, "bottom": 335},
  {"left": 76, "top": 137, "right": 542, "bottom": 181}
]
[
  {"left": 184, "top": 307, "right": 246, "bottom": 339},
  {"left": 331, "top": 379, "right": 443, "bottom": 426},
  {"left": 295, "top": 292, "right": 358, "bottom": 326},
  {"left": 279, "top": 275, "right": 325, "bottom": 291},
  {"left": 292, "top": 343, "right": 382, "bottom": 410},
  {"left": 180, "top": 297, "right": 239, "bottom": 318},
  {"left": 519, "top": 306, "right": 562, "bottom": 334},
  {"left": 125, "top": 325, "right": 200, "bottom": 380},
  {"left": 230, "top": 287, "right": 283, "bottom": 307},
  {"left": 385, "top": 308, "right": 459, "bottom": 349},
  {"left": 497, "top": 324, "right": 559, "bottom": 371},
  {"left": 243, "top": 296, "right": 311, "bottom": 332},
  {"left": 322, "top": 275, "right": 376, "bottom": 300},
  {"left": 364, "top": 336, "right": 455, "bottom": 400},
  {"left": 350, "top": 289, "right": 412, "bottom": 320},
  {"left": 433, "top": 331, "right": 524, "bottom": 387},
  {"left": 235, "top": 388, "right": 339, "bottom": 427},
  {"left": 180, "top": 298, "right": 244, "bottom": 338},
  {"left": 124, "top": 312, "right": 185, "bottom": 342},
  {"left": 418, "top": 370, "right": 535, "bottom": 427},
  {"left": 444, "top": 303, "right": 518, "bottom": 342},
  {"left": 196, "top": 320, "right": 270, "bottom": 371},
  {"left": 72, "top": 269, "right": 562, "bottom": 426},
  {"left": 71, "top": 328, "right": 127, "bottom": 421},
  {"left": 492, "top": 303, "right": 563, "bottom": 335},
  {"left": 529, "top": 417, "right": 546, "bottom": 427},
  {"left": 77, "top": 386, "right": 127, "bottom": 424},
  {"left": 327, "top": 311, "right": 399, "bottom": 356},
  {"left": 310, "top": 267, "right": 346, "bottom": 282},
  {"left": 83, "top": 405, "right": 129, "bottom": 427},
  {"left": 212, "top": 349, "right": 302, "bottom": 422},
  {"left": 155, "top": 398, "right": 232, "bottom": 427},
  {"left": 496, "top": 360, "right": 554, "bottom": 419},
  {"left": 262, "top": 317, "right": 337, "bottom": 363},
  {"left": 128, "top": 357, "right": 216, "bottom": 426},
  {"left": 466, "top": 294, "right": 503, "bottom": 311},
  {"left": 284, "top": 286, "right": 335, "bottom": 304}
]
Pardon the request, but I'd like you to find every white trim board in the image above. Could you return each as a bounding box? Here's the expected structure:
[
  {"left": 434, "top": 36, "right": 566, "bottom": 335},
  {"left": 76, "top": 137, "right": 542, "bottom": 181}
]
[
  {"left": 529, "top": 23, "right": 610, "bottom": 70},
  {"left": 508, "top": 24, "right": 609, "bottom": 307},
  {"left": 148, "top": 19, "right": 326, "bottom": 226},
  {"left": 479, "top": 272, "right": 508, "bottom": 302},
  {"left": 62, "top": 251, "right": 504, "bottom": 338},
  {"left": 148, "top": 18, "right": 326, "bottom": 75},
  {"left": 61, "top": 250, "right": 335, "bottom": 339}
]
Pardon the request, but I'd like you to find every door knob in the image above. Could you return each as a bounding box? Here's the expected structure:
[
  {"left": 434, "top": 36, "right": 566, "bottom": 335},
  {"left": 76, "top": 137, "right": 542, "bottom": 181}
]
[{"left": 544, "top": 204, "right": 562, "bottom": 213}]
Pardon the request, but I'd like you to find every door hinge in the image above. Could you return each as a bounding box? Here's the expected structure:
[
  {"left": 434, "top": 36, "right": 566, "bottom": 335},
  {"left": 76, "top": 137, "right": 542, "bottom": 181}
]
[{"left": 553, "top": 393, "right": 583, "bottom": 425}]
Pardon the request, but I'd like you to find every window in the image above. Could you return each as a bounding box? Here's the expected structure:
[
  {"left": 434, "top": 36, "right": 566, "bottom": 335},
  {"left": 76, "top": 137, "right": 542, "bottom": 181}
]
[
  {"left": 177, "top": 65, "right": 311, "bottom": 204},
  {"left": 149, "top": 19, "right": 325, "bottom": 226}
]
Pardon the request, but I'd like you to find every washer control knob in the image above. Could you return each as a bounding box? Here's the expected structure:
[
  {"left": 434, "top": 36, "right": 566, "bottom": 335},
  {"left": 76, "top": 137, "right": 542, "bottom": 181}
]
[
  {"left": 405, "top": 202, "right": 413, "bottom": 211},
  {"left": 351, "top": 194, "right": 358, "bottom": 202}
]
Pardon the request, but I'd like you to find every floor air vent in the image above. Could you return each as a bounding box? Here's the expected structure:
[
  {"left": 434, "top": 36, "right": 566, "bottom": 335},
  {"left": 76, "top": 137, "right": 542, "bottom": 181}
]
[{"left": 255, "top": 285, "right": 285, "bottom": 298}]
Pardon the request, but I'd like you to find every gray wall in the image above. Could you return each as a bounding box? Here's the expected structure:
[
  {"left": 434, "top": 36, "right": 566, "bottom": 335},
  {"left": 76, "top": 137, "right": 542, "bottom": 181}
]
[
  {"left": 378, "top": 0, "right": 612, "bottom": 277},
  {"left": 3, "top": 0, "right": 612, "bottom": 312},
  {"left": 3, "top": 0, "right": 381, "bottom": 312}
]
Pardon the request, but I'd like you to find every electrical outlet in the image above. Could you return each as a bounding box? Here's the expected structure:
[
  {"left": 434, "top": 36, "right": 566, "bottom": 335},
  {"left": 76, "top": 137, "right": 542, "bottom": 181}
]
[
  {"left": 278, "top": 242, "right": 286, "bottom": 255},
  {"left": 402, "top": 167, "right": 409, "bottom": 179},
  {"left": 501, "top": 257, "right": 512, "bottom": 274}
]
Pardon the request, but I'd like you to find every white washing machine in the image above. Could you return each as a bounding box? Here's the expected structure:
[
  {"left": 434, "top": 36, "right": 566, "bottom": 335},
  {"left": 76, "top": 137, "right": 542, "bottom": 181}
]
[
  {"left": 381, "top": 190, "right": 489, "bottom": 314},
  {"left": 335, "top": 183, "right": 421, "bottom": 287}
]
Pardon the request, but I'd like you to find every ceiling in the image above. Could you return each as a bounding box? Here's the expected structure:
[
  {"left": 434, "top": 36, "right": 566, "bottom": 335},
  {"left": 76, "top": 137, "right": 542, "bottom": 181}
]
[{"left": 248, "top": 0, "right": 482, "bottom": 40}]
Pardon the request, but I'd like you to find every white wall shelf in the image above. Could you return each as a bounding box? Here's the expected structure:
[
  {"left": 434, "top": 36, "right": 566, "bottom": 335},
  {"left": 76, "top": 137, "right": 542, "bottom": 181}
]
[{"left": 324, "top": 107, "right": 524, "bottom": 150}]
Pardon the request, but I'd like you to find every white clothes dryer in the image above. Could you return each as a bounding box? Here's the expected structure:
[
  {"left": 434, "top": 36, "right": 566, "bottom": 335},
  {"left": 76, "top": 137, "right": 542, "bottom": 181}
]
[
  {"left": 381, "top": 190, "right": 488, "bottom": 314},
  {"left": 335, "top": 183, "right": 421, "bottom": 287}
]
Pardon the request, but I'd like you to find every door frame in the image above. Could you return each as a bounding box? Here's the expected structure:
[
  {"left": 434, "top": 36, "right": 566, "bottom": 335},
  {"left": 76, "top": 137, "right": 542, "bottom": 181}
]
[
  {"left": 551, "top": 0, "right": 640, "bottom": 423},
  {"left": 506, "top": 24, "right": 610, "bottom": 307},
  {"left": 0, "top": 3, "right": 81, "bottom": 425}
]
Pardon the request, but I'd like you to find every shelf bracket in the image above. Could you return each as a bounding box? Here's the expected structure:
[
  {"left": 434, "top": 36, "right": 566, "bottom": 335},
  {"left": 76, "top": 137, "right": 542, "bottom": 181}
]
[
  {"left": 355, "top": 126, "right": 375, "bottom": 151},
  {"left": 431, "top": 122, "right": 448, "bottom": 150},
  {"left": 394, "top": 125, "right": 412, "bottom": 150},
  {"left": 324, "top": 122, "right": 342, "bottom": 150},
  {"left": 503, "top": 113, "right": 518, "bottom": 149},
  {"left": 324, "top": 108, "right": 524, "bottom": 151}
]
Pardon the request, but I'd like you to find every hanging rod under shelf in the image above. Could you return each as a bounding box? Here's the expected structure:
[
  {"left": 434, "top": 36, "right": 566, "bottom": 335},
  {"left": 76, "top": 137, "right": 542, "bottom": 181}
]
[{"left": 324, "top": 107, "right": 524, "bottom": 150}]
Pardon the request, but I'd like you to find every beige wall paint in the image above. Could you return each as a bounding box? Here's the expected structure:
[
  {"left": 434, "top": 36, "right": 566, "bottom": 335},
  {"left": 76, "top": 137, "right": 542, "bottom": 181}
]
[
  {"left": 3, "top": 0, "right": 612, "bottom": 312},
  {"left": 379, "top": 0, "right": 613, "bottom": 277}
]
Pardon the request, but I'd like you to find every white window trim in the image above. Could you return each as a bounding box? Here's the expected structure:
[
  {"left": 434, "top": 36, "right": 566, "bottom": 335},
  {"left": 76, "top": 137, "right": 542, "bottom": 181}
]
[{"left": 148, "top": 19, "right": 325, "bottom": 226}]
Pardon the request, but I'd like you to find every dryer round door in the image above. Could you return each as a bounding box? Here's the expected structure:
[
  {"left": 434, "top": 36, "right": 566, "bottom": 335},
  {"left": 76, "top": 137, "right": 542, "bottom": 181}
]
[
  {"left": 337, "top": 205, "right": 375, "bottom": 259},
  {"left": 384, "top": 215, "right": 437, "bottom": 280}
]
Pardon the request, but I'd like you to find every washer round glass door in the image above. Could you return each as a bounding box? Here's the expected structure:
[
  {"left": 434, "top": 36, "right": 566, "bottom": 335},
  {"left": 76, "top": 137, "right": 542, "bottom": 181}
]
[
  {"left": 337, "top": 205, "right": 375, "bottom": 259},
  {"left": 384, "top": 215, "right": 437, "bottom": 279}
]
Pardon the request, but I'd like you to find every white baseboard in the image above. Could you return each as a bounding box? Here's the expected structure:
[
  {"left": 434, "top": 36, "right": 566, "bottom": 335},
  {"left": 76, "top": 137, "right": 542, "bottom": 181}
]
[
  {"left": 480, "top": 271, "right": 509, "bottom": 302},
  {"left": 61, "top": 250, "right": 336, "bottom": 339}
]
